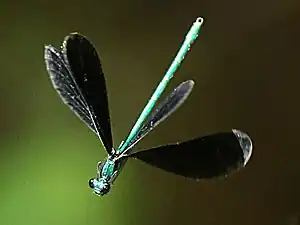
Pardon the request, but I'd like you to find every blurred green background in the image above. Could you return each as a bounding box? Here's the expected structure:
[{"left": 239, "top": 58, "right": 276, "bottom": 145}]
[{"left": 0, "top": 1, "right": 299, "bottom": 225}]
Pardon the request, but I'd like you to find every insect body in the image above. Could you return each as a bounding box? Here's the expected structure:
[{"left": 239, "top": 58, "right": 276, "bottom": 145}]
[{"left": 44, "top": 17, "right": 253, "bottom": 197}]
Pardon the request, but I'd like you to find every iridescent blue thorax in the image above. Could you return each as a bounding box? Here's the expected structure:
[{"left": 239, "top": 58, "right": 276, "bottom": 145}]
[
  {"left": 101, "top": 157, "right": 117, "bottom": 180},
  {"left": 89, "top": 154, "right": 127, "bottom": 196}
]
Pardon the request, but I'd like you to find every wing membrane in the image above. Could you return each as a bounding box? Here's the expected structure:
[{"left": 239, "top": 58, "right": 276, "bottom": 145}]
[
  {"left": 120, "top": 80, "right": 194, "bottom": 155},
  {"left": 44, "top": 33, "right": 113, "bottom": 154},
  {"left": 129, "top": 130, "right": 253, "bottom": 179},
  {"left": 45, "top": 46, "right": 92, "bottom": 126}
]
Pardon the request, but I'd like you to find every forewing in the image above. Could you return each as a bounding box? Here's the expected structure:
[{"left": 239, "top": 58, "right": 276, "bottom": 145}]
[
  {"left": 122, "top": 80, "right": 194, "bottom": 154},
  {"left": 61, "top": 33, "right": 113, "bottom": 153},
  {"left": 129, "top": 130, "right": 253, "bottom": 179},
  {"left": 44, "top": 33, "right": 113, "bottom": 154}
]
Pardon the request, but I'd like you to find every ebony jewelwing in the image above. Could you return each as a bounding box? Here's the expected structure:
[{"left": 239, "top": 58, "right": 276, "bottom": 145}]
[{"left": 44, "top": 17, "right": 252, "bottom": 196}]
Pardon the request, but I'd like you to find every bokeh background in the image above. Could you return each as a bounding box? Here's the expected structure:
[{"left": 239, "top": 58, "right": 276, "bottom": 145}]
[{"left": 0, "top": 1, "right": 299, "bottom": 225}]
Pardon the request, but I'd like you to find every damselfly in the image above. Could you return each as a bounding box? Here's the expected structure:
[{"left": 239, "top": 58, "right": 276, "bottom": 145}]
[{"left": 44, "top": 17, "right": 252, "bottom": 196}]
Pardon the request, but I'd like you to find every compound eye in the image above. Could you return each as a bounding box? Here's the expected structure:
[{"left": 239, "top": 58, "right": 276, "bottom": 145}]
[
  {"left": 102, "top": 184, "right": 110, "bottom": 194},
  {"left": 88, "top": 178, "right": 95, "bottom": 189}
]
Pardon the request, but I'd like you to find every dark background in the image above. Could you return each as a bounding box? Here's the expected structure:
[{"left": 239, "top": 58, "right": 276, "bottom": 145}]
[{"left": 0, "top": 1, "right": 299, "bottom": 225}]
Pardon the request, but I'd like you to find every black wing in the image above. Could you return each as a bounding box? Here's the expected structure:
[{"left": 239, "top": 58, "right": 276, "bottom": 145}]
[
  {"left": 120, "top": 80, "right": 194, "bottom": 155},
  {"left": 44, "top": 33, "right": 113, "bottom": 154},
  {"left": 129, "top": 130, "right": 252, "bottom": 179}
]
